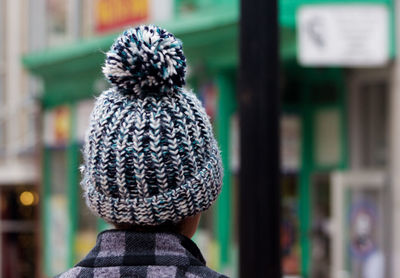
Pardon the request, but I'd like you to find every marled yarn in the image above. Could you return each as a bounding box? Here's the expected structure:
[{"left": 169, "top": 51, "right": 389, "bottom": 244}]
[{"left": 81, "top": 25, "right": 223, "bottom": 225}]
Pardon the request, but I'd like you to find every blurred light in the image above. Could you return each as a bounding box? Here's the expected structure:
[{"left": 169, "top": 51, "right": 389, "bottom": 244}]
[{"left": 19, "top": 191, "right": 35, "bottom": 206}]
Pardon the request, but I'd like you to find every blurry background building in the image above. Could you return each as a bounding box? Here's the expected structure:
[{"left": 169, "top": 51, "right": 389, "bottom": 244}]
[
  {"left": 3, "top": 0, "right": 395, "bottom": 278},
  {"left": 0, "top": 1, "right": 43, "bottom": 278}
]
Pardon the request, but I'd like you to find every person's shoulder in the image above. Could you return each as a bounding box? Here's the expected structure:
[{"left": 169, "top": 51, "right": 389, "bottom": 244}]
[
  {"left": 54, "top": 264, "right": 230, "bottom": 278},
  {"left": 184, "top": 265, "right": 230, "bottom": 278},
  {"left": 54, "top": 266, "right": 85, "bottom": 278}
]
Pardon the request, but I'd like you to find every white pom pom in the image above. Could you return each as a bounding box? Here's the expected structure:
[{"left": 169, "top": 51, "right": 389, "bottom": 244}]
[{"left": 102, "top": 25, "right": 186, "bottom": 96}]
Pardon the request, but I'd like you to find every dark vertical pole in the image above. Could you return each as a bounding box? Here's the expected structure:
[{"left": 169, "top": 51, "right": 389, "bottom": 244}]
[{"left": 239, "top": 0, "right": 281, "bottom": 277}]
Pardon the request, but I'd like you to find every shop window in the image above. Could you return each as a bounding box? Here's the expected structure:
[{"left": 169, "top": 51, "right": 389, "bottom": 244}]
[
  {"left": 50, "top": 149, "right": 68, "bottom": 195},
  {"left": 350, "top": 81, "right": 388, "bottom": 168},
  {"left": 281, "top": 174, "right": 300, "bottom": 276},
  {"left": 314, "top": 108, "right": 342, "bottom": 167},
  {"left": 2, "top": 232, "right": 37, "bottom": 278},
  {"left": 46, "top": 0, "right": 83, "bottom": 46},
  {"left": 310, "top": 174, "right": 331, "bottom": 278},
  {"left": 0, "top": 187, "right": 38, "bottom": 221},
  {"left": 281, "top": 115, "right": 301, "bottom": 173},
  {"left": 0, "top": 186, "right": 38, "bottom": 278},
  {"left": 47, "top": 149, "right": 69, "bottom": 276},
  {"left": 46, "top": 0, "right": 69, "bottom": 46},
  {"left": 330, "top": 171, "right": 388, "bottom": 278},
  {"left": 359, "top": 83, "right": 387, "bottom": 167},
  {"left": 80, "top": 0, "right": 94, "bottom": 38},
  {"left": 280, "top": 115, "right": 301, "bottom": 276}
]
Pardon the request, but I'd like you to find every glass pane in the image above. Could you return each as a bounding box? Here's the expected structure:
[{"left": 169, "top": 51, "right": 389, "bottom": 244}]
[
  {"left": 358, "top": 83, "right": 388, "bottom": 167},
  {"left": 314, "top": 109, "right": 341, "bottom": 167},
  {"left": 281, "top": 174, "right": 300, "bottom": 276},
  {"left": 344, "top": 188, "right": 387, "bottom": 278},
  {"left": 281, "top": 115, "right": 301, "bottom": 173},
  {"left": 50, "top": 149, "right": 67, "bottom": 195},
  {"left": 2, "top": 232, "right": 37, "bottom": 278},
  {"left": 310, "top": 174, "right": 331, "bottom": 278},
  {"left": 0, "top": 186, "right": 38, "bottom": 278},
  {"left": 0, "top": 187, "right": 38, "bottom": 221},
  {"left": 48, "top": 149, "right": 69, "bottom": 275},
  {"left": 46, "top": 0, "right": 69, "bottom": 46}
]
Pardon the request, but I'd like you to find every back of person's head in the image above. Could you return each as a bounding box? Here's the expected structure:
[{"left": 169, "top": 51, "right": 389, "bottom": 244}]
[{"left": 80, "top": 25, "right": 223, "bottom": 233}]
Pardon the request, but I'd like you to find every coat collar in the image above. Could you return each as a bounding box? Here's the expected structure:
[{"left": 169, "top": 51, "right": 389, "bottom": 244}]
[{"left": 76, "top": 229, "right": 206, "bottom": 268}]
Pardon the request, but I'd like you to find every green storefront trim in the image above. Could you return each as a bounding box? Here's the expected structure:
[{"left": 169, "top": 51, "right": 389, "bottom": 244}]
[
  {"left": 41, "top": 103, "right": 81, "bottom": 276},
  {"left": 215, "top": 70, "right": 237, "bottom": 268},
  {"left": 282, "top": 66, "right": 349, "bottom": 277}
]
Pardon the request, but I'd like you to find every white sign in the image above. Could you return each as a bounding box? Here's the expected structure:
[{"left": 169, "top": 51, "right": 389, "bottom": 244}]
[
  {"left": 150, "top": 0, "right": 174, "bottom": 22},
  {"left": 297, "top": 5, "right": 389, "bottom": 67}
]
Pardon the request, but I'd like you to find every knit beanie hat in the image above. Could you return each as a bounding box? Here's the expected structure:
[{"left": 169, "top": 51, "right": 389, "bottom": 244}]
[{"left": 81, "top": 25, "right": 223, "bottom": 226}]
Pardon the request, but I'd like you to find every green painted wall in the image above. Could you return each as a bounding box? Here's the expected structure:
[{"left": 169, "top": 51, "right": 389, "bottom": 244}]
[
  {"left": 280, "top": 0, "right": 392, "bottom": 27},
  {"left": 215, "top": 71, "right": 236, "bottom": 269}
]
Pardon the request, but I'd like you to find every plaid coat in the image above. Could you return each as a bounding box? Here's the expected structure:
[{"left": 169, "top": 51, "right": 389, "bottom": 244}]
[{"left": 55, "top": 229, "right": 229, "bottom": 278}]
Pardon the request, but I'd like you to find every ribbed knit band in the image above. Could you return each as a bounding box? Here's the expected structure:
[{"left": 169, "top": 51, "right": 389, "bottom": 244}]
[{"left": 81, "top": 88, "right": 223, "bottom": 225}]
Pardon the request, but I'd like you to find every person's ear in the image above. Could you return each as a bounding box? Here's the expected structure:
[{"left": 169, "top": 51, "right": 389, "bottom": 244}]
[{"left": 178, "top": 213, "right": 201, "bottom": 238}]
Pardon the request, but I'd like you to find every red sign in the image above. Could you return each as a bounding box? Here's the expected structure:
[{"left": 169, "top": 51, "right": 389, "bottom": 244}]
[{"left": 95, "top": 0, "right": 149, "bottom": 33}]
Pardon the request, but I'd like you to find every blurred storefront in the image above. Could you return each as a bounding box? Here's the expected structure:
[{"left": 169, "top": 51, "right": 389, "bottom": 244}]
[
  {"left": 23, "top": 1, "right": 396, "bottom": 278},
  {"left": 0, "top": 0, "right": 43, "bottom": 278},
  {"left": 281, "top": 1, "right": 394, "bottom": 278},
  {"left": 280, "top": 2, "right": 393, "bottom": 278}
]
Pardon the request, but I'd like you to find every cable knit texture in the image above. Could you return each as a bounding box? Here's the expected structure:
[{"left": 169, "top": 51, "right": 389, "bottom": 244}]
[{"left": 81, "top": 25, "right": 223, "bottom": 225}]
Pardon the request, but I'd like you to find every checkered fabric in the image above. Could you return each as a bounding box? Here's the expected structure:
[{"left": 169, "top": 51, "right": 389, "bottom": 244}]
[
  {"left": 55, "top": 230, "right": 229, "bottom": 278},
  {"left": 80, "top": 25, "right": 223, "bottom": 225}
]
